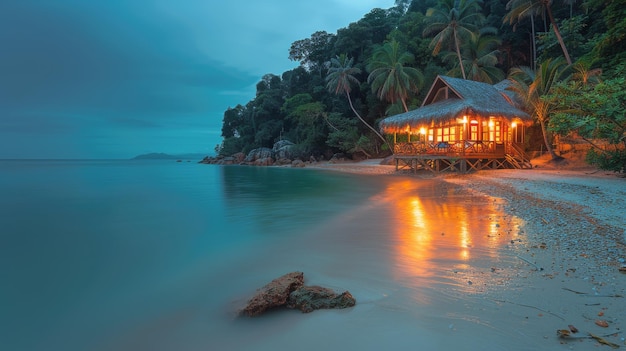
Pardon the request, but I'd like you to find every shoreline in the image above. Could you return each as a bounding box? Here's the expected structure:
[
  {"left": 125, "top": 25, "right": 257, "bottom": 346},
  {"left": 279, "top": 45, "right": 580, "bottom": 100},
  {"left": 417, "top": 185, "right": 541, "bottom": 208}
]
[{"left": 307, "top": 157, "right": 626, "bottom": 348}]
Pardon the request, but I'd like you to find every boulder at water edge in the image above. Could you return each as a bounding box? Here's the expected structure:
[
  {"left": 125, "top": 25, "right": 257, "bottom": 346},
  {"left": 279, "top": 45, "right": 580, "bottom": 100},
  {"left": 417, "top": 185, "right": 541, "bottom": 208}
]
[
  {"left": 287, "top": 286, "right": 356, "bottom": 313},
  {"left": 241, "top": 272, "right": 304, "bottom": 317},
  {"left": 240, "top": 272, "right": 356, "bottom": 317}
]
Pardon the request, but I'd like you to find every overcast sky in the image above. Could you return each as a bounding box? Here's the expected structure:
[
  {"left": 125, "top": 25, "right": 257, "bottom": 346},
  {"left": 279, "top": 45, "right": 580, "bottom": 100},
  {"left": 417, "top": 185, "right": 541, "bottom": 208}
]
[{"left": 0, "top": 0, "right": 395, "bottom": 159}]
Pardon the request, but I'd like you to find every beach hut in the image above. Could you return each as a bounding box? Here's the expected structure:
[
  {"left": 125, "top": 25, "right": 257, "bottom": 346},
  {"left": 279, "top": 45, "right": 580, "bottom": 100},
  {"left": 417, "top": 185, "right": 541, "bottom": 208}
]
[{"left": 379, "top": 75, "right": 533, "bottom": 173}]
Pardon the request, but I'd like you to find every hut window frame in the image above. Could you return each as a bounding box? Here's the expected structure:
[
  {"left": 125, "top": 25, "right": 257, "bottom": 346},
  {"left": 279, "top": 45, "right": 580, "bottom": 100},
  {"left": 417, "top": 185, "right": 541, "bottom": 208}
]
[
  {"left": 469, "top": 120, "right": 479, "bottom": 141},
  {"left": 443, "top": 126, "right": 457, "bottom": 142},
  {"left": 482, "top": 121, "right": 490, "bottom": 141},
  {"left": 434, "top": 124, "right": 457, "bottom": 143},
  {"left": 492, "top": 122, "right": 502, "bottom": 142}
]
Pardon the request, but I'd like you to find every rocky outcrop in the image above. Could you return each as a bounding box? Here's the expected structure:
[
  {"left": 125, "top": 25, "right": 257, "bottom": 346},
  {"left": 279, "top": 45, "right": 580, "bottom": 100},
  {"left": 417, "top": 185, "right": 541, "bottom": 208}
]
[
  {"left": 200, "top": 139, "right": 379, "bottom": 167},
  {"left": 275, "top": 158, "right": 293, "bottom": 166},
  {"left": 273, "top": 140, "right": 295, "bottom": 160},
  {"left": 328, "top": 153, "right": 350, "bottom": 163},
  {"left": 244, "top": 147, "right": 273, "bottom": 163},
  {"left": 241, "top": 272, "right": 355, "bottom": 317},
  {"left": 253, "top": 157, "right": 274, "bottom": 166},
  {"left": 241, "top": 272, "right": 304, "bottom": 317},
  {"left": 232, "top": 152, "right": 246, "bottom": 163},
  {"left": 198, "top": 152, "right": 245, "bottom": 165},
  {"left": 287, "top": 286, "right": 356, "bottom": 313},
  {"left": 291, "top": 159, "right": 306, "bottom": 168}
]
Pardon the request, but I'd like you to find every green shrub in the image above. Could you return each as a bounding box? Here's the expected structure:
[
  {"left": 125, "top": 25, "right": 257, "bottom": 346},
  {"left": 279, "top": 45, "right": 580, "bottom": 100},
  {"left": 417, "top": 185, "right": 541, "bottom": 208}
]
[{"left": 586, "top": 149, "right": 626, "bottom": 173}]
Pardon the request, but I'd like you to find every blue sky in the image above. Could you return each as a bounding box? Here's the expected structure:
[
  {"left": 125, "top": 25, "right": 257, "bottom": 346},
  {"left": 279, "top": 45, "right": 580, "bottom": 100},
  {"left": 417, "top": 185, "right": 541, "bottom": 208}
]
[{"left": 0, "top": 0, "right": 395, "bottom": 159}]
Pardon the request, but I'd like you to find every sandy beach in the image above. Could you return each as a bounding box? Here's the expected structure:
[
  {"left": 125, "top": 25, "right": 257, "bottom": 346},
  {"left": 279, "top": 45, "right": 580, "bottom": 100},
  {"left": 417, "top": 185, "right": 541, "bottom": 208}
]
[
  {"left": 308, "top": 156, "right": 626, "bottom": 349},
  {"left": 7, "top": 159, "right": 622, "bottom": 350}
]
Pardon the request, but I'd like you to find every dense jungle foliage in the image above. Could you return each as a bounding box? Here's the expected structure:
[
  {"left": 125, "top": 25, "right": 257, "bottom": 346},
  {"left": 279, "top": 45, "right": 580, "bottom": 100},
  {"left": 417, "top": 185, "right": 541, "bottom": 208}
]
[{"left": 217, "top": 0, "right": 626, "bottom": 172}]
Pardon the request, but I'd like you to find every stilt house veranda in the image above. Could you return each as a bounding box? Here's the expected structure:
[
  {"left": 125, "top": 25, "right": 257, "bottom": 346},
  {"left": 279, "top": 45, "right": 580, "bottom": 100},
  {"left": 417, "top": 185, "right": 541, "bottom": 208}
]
[{"left": 379, "top": 75, "right": 533, "bottom": 173}]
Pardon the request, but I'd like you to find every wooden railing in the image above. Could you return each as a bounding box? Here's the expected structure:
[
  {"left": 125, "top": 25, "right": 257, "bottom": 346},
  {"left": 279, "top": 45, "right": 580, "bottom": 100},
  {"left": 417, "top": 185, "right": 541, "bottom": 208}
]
[{"left": 394, "top": 141, "right": 503, "bottom": 156}]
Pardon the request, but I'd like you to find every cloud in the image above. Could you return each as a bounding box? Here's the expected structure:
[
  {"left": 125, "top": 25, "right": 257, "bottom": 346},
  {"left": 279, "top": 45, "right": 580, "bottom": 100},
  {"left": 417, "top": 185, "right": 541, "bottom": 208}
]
[{"left": 0, "top": 0, "right": 394, "bottom": 158}]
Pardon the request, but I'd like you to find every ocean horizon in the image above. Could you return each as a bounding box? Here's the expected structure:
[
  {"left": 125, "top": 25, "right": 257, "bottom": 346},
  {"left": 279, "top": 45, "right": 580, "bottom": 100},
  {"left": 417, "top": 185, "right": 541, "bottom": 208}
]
[{"left": 1, "top": 159, "right": 531, "bottom": 350}]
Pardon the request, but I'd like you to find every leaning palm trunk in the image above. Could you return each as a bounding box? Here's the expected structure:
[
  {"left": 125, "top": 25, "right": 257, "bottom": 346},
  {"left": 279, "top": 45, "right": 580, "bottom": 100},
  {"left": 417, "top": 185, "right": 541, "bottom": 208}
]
[
  {"left": 530, "top": 15, "right": 536, "bottom": 70},
  {"left": 322, "top": 113, "right": 340, "bottom": 132},
  {"left": 545, "top": 5, "right": 572, "bottom": 65},
  {"left": 401, "top": 98, "right": 409, "bottom": 113},
  {"left": 535, "top": 101, "right": 562, "bottom": 159},
  {"left": 454, "top": 31, "right": 467, "bottom": 79},
  {"left": 345, "top": 91, "right": 392, "bottom": 152},
  {"left": 538, "top": 117, "right": 560, "bottom": 159}
]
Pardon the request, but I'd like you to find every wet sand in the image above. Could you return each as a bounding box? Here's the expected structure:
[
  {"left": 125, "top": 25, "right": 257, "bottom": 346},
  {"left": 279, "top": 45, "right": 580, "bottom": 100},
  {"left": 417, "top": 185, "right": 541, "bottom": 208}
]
[{"left": 305, "top": 157, "right": 626, "bottom": 349}]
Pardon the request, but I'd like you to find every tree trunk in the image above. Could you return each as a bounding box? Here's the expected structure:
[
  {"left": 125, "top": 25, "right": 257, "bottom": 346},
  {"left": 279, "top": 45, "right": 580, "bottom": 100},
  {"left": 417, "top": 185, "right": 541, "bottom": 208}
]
[
  {"left": 530, "top": 15, "right": 537, "bottom": 71},
  {"left": 401, "top": 98, "right": 409, "bottom": 113},
  {"left": 453, "top": 29, "right": 467, "bottom": 79},
  {"left": 323, "top": 114, "right": 340, "bottom": 132},
  {"left": 545, "top": 5, "right": 572, "bottom": 65},
  {"left": 539, "top": 117, "right": 561, "bottom": 159},
  {"left": 346, "top": 91, "right": 392, "bottom": 152}
]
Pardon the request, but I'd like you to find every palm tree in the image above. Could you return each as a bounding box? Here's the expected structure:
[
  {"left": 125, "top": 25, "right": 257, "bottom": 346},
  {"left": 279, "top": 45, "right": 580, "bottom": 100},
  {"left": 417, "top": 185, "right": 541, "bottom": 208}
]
[
  {"left": 366, "top": 40, "right": 424, "bottom": 113},
  {"left": 571, "top": 60, "right": 602, "bottom": 86},
  {"left": 442, "top": 30, "right": 504, "bottom": 83},
  {"left": 508, "top": 58, "right": 568, "bottom": 160},
  {"left": 504, "top": 0, "right": 572, "bottom": 66},
  {"left": 326, "top": 54, "right": 391, "bottom": 150},
  {"left": 423, "top": 0, "right": 484, "bottom": 80},
  {"left": 503, "top": 0, "right": 541, "bottom": 70},
  {"left": 563, "top": 0, "right": 577, "bottom": 19}
]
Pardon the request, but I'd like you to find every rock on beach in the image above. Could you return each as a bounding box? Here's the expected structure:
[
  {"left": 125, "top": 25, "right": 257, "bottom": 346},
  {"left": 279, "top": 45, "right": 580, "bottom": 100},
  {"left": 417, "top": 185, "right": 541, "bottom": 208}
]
[
  {"left": 241, "top": 272, "right": 356, "bottom": 316},
  {"left": 287, "top": 286, "right": 356, "bottom": 313},
  {"left": 241, "top": 272, "right": 304, "bottom": 317}
]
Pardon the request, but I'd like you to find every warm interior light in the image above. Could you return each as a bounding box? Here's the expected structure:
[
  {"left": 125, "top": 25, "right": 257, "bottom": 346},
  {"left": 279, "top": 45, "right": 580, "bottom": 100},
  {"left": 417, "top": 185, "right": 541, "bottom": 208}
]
[
  {"left": 488, "top": 121, "right": 495, "bottom": 128},
  {"left": 462, "top": 116, "right": 468, "bottom": 123},
  {"left": 511, "top": 122, "right": 517, "bottom": 128},
  {"left": 419, "top": 127, "right": 426, "bottom": 135}
]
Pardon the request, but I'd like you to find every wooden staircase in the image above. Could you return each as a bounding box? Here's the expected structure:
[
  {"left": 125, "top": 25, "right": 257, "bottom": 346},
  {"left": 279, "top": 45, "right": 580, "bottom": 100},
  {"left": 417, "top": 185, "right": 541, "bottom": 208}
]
[{"left": 505, "top": 143, "right": 533, "bottom": 169}]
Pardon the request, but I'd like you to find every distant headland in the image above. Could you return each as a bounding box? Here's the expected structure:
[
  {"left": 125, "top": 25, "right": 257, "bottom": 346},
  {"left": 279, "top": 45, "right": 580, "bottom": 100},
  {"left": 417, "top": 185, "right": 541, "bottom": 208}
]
[{"left": 132, "top": 152, "right": 208, "bottom": 160}]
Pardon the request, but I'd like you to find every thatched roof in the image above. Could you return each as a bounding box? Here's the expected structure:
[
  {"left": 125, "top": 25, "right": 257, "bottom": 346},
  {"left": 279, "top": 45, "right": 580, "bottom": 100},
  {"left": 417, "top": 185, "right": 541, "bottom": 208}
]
[{"left": 380, "top": 76, "right": 531, "bottom": 133}]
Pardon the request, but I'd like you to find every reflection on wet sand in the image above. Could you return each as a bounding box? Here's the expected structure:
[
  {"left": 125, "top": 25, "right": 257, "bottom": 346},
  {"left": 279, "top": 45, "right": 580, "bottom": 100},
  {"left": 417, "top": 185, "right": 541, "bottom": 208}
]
[{"left": 377, "top": 179, "right": 523, "bottom": 300}]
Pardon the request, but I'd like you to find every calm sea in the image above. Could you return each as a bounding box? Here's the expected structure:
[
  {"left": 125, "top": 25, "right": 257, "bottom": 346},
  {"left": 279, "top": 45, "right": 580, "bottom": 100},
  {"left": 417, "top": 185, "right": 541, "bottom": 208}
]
[{"left": 0, "top": 160, "right": 529, "bottom": 351}]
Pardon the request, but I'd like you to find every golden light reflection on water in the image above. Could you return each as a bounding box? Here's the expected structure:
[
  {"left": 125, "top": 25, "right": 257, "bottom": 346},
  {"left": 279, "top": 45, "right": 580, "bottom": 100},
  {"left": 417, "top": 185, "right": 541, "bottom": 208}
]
[{"left": 377, "top": 179, "right": 523, "bottom": 300}]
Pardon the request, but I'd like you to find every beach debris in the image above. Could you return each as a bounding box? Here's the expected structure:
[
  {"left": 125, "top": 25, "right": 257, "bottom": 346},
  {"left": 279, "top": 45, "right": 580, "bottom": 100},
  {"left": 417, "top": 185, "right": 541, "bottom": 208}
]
[
  {"left": 589, "top": 333, "right": 621, "bottom": 349},
  {"left": 563, "top": 287, "right": 587, "bottom": 294},
  {"left": 492, "top": 299, "right": 565, "bottom": 321},
  {"left": 516, "top": 254, "right": 543, "bottom": 271},
  {"left": 241, "top": 271, "right": 355, "bottom": 316},
  {"left": 619, "top": 266, "right": 626, "bottom": 274},
  {"left": 557, "top": 329, "right": 571, "bottom": 338},
  {"left": 557, "top": 329, "right": 621, "bottom": 348},
  {"left": 596, "top": 320, "right": 610, "bottom": 328},
  {"left": 568, "top": 324, "right": 579, "bottom": 333},
  {"left": 563, "top": 287, "right": 624, "bottom": 298}
]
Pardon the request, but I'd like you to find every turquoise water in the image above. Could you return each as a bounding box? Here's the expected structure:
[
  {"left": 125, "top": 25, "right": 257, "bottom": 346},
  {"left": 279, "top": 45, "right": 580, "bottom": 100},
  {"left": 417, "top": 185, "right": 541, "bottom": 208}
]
[
  {"left": 0, "top": 160, "right": 390, "bottom": 350},
  {"left": 1, "top": 160, "right": 534, "bottom": 350}
]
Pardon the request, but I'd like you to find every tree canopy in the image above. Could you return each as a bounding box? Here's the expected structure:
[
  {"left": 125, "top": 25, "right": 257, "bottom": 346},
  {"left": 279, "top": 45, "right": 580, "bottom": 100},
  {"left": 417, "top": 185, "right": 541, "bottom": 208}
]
[{"left": 215, "top": 0, "right": 625, "bottom": 171}]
